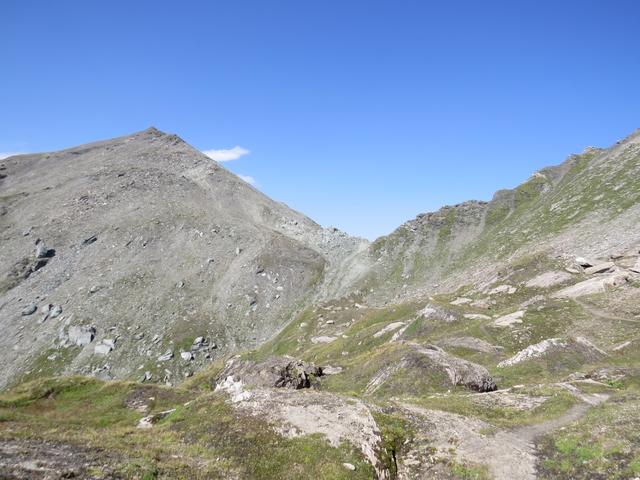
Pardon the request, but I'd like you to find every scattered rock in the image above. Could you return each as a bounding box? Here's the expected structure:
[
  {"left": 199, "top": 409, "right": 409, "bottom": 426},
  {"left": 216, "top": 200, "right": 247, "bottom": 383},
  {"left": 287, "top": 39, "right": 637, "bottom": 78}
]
[
  {"left": 519, "top": 294, "right": 546, "bottom": 309},
  {"left": 373, "top": 321, "right": 405, "bottom": 338},
  {"left": 575, "top": 256, "right": 594, "bottom": 267},
  {"left": 492, "top": 310, "right": 524, "bottom": 327},
  {"left": 191, "top": 336, "right": 213, "bottom": 352},
  {"left": 450, "top": 297, "right": 472, "bottom": 305},
  {"left": 21, "top": 303, "right": 37, "bottom": 316},
  {"left": 137, "top": 408, "right": 176, "bottom": 429},
  {"left": 180, "top": 351, "right": 193, "bottom": 361},
  {"left": 311, "top": 336, "right": 337, "bottom": 344},
  {"left": 49, "top": 305, "right": 62, "bottom": 318},
  {"left": 525, "top": 271, "right": 573, "bottom": 289},
  {"left": 343, "top": 463, "right": 356, "bottom": 471},
  {"left": 322, "top": 365, "right": 343, "bottom": 375},
  {"left": 94, "top": 343, "right": 112, "bottom": 355},
  {"left": 82, "top": 235, "right": 98, "bottom": 246},
  {"left": 584, "top": 262, "right": 615, "bottom": 275},
  {"left": 463, "top": 313, "right": 491, "bottom": 321},
  {"left": 611, "top": 340, "right": 632, "bottom": 352},
  {"left": 488, "top": 284, "right": 517, "bottom": 295},
  {"left": 68, "top": 325, "right": 96, "bottom": 346},
  {"left": 630, "top": 259, "right": 640, "bottom": 274},
  {"left": 439, "top": 336, "right": 502, "bottom": 354},
  {"left": 418, "top": 304, "right": 457, "bottom": 322},
  {"left": 157, "top": 350, "right": 173, "bottom": 362},
  {"left": 35, "top": 239, "right": 48, "bottom": 258},
  {"left": 141, "top": 371, "right": 152, "bottom": 383},
  {"left": 470, "top": 298, "right": 491, "bottom": 309},
  {"left": 214, "top": 375, "right": 252, "bottom": 402}
]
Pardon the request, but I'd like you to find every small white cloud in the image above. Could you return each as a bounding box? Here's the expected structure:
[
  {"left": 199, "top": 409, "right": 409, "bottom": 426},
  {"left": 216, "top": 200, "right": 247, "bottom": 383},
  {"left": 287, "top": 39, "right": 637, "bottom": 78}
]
[
  {"left": 237, "top": 174, "right": 256, "bottom": 186},
  {"left": 202, "top": 146, "right": 250, "bottom": 162},
  {"left": 0, "top": 151, "right": 26, "bottom": 160}
]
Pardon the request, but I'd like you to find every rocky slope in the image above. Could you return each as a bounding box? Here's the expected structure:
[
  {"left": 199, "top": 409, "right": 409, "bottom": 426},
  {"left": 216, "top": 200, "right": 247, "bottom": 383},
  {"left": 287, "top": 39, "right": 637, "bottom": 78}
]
[
  {"left": 360, "top": 129, "right": 640, "bottom": 303},
  {"left": 0, "top": 128, "right": 366, "bottom": 388},
  {"left": 1, "top": 127, "right": 639, "bottom": 479}
]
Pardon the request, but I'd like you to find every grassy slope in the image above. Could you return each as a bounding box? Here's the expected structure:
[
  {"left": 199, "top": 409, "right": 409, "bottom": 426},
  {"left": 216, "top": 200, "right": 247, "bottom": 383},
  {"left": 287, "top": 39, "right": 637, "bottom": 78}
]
[
  {"left": 0, "top": 377, "right": 374, "bottom": 479},
  {"left": 366, "top": 141, "right": 640, "bottom": 297}
]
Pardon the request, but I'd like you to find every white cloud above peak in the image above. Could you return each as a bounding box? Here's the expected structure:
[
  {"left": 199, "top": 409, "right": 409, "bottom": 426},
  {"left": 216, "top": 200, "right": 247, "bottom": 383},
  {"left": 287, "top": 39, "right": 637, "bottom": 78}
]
[
  {"left": 238, "top": 174, "right": 256, "bottom": 185},
  {"left": 202, "top": 145, "right": 250, "bottom": 162}
]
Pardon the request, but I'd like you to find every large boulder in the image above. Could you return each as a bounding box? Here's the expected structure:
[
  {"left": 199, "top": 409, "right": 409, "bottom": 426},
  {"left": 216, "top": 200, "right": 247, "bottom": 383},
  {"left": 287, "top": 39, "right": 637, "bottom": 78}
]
[
  {"left": 216, "top": 356, "right": 323, "bottom": 390},
  {"left": 68, "top": 325, "right": 96, "bottom": 346}
]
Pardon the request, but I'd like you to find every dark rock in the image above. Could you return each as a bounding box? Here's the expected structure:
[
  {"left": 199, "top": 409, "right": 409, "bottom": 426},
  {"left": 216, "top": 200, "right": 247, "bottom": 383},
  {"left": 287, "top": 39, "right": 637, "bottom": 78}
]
[{"left": 82, "top": 235, "right": 98, "bottom": 246}]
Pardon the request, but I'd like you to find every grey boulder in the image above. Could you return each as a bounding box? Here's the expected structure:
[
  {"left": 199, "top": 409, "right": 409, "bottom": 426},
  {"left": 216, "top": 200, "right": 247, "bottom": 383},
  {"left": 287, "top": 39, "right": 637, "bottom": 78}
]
[
  {"left": 21, "top": 303, "right": 37, "bottom": 316},
  {"left": 68, "top": 325, "right": 96, "bottom": 346}
]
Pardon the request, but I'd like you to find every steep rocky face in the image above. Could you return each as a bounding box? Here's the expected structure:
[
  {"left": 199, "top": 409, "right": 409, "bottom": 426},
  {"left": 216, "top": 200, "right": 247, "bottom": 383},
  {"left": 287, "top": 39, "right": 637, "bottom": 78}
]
[{"left": 0, "top": 128, "right": 366, "bottom": 388}]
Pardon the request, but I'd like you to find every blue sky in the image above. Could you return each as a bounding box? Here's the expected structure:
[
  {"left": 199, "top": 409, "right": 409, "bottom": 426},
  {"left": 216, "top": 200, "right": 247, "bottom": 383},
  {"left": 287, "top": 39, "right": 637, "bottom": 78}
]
[{"left": 2, "top": 1, "right": 639, "bottom": 239}]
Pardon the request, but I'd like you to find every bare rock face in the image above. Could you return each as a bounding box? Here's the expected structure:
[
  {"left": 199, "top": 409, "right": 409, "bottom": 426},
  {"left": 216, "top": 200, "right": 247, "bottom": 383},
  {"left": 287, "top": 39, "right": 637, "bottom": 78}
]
[{"left": 216, "top": 356, "right": 323, "bottom": 390}]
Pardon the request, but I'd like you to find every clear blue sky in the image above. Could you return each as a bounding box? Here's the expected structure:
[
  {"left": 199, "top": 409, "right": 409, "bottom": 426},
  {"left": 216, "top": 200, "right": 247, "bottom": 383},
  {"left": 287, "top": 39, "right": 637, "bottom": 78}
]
[{"left": 2, "top": 1, "right": 639, "bottom": 240}]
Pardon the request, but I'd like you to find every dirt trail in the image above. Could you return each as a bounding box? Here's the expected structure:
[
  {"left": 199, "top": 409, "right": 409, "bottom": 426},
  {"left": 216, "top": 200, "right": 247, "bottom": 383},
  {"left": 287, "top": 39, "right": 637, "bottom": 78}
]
[{"left": 397, "top": 389, "right": 609, "bottom": 480}]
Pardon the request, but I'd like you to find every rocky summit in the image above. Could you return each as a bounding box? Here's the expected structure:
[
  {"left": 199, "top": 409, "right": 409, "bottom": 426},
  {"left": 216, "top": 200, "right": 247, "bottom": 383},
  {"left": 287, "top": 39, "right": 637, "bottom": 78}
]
[{"left": 1, "top": 128, "right": 639, "bottom": 479}]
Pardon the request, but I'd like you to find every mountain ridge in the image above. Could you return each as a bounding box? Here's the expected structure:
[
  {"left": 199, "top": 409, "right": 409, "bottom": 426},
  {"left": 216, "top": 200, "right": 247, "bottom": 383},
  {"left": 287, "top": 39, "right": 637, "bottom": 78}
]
[{"left": 1, "top": 127, "right": 639, "bottom": 479}]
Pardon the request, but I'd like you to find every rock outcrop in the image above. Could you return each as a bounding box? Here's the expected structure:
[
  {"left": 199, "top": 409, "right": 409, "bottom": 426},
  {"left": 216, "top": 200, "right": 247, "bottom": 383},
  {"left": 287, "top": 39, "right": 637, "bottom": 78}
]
[{"left": 216, "top": 356, "right": 323, "bottom": 390}]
